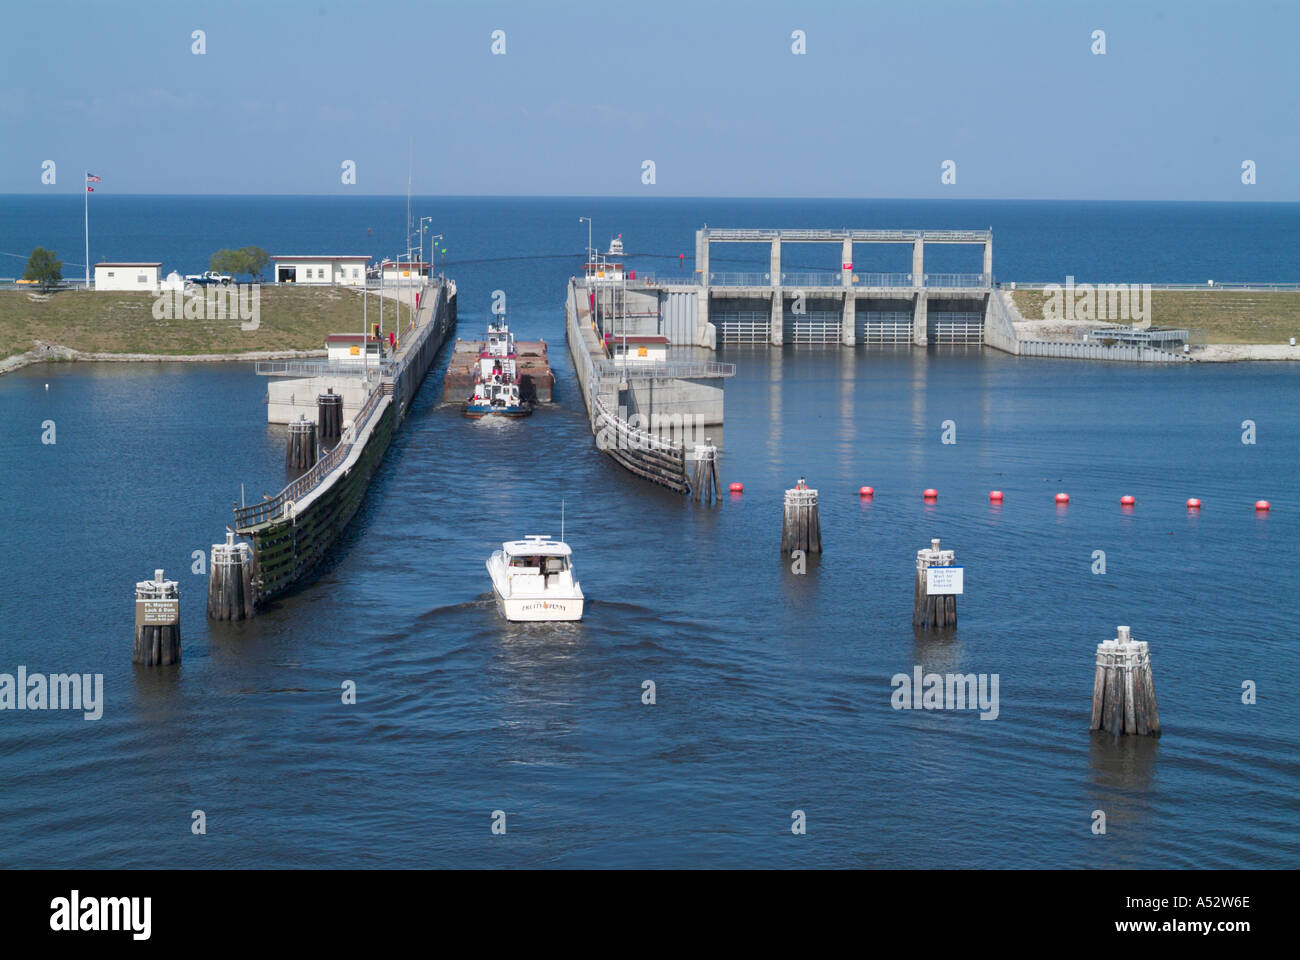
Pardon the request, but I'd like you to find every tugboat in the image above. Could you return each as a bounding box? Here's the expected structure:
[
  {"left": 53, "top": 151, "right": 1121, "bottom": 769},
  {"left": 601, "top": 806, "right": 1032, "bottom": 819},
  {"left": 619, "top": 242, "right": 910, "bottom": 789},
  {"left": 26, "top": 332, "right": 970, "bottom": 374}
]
[
  {"left": 486, "top": 535, "right": 585, "bottom": 622},
  {"left": 463, "top": 317, "right": 532, "bottom": 418}
]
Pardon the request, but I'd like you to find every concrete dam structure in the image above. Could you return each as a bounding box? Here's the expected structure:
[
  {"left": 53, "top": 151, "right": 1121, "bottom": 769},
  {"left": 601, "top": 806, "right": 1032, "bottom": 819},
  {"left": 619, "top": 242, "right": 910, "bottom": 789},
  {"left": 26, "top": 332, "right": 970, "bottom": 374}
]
[
  {"left": 612, "top": 226, "right": 1192, "bottom": 362},
  {"left": 647, "top": 227, "right": 995, "bottom": 348}
]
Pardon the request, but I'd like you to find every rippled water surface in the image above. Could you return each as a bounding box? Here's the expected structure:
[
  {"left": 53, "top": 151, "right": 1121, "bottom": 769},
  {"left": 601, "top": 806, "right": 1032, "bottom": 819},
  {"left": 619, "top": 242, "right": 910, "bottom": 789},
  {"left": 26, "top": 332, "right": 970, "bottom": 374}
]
[{"left": 1, "top": 197, "right": 1297, "bottom": 867}]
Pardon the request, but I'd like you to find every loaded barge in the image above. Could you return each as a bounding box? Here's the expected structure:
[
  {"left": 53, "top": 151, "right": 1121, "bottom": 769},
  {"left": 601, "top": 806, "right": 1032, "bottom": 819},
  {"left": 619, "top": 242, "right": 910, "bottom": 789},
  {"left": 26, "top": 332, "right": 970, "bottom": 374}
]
[{"left": 230, "top": 277, "right": 457, "bottom": 606}]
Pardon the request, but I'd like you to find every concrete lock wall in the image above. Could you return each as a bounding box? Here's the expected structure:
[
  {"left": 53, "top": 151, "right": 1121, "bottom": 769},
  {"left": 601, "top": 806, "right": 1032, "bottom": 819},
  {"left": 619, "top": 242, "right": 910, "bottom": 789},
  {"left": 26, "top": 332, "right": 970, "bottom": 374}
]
[
  {"left": 267, "top": 376, "right": 374, "bottom": 424},
  {"left": 621, "top": 377, "right": 724, "bottom": 427}
]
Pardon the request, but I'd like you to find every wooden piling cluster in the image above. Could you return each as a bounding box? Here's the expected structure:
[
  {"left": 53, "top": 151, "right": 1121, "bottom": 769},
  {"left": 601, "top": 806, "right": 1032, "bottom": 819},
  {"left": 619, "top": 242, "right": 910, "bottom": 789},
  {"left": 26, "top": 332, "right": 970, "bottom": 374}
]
[
  {"left": 133, "top": 569, "right": 181, "bottom": 666},
  {"left": 912, "top": 538, "right": 957, "bottom": 629},
  {"left": 691, "top": 441, "right": 721, "bottom": 503},
  {"left": 207, "top": 530, "right": 255, "bottom": 621},
  {"left": 317, "top": 388, "right": 343, "bottom": 446},
  {"left": 1090, "top": 626, "right": 1161, "bottom": 737},
  {"left": 286, "top": 414, "right": 317, "bottom": 471},
  {"left": 780, "top": 479, "right": 822, "bottom": 554}
]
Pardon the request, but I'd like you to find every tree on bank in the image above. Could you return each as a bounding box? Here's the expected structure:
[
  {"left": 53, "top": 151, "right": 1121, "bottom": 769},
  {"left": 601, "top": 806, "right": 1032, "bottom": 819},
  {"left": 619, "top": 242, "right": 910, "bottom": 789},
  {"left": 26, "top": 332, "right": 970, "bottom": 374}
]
[
  {"left": 23, "top": 247, "right": 62, "bottom": 290},
  {"left": 209, "top": 246, "right": 269, "bottom": 280}
]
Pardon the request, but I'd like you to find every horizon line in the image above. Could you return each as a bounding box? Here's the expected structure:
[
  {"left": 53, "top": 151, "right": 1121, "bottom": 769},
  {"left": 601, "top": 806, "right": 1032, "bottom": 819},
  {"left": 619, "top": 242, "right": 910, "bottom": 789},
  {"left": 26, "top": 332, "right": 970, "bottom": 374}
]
[{"left": 1, "top": 193, "right": 1296, "bottom": 205}]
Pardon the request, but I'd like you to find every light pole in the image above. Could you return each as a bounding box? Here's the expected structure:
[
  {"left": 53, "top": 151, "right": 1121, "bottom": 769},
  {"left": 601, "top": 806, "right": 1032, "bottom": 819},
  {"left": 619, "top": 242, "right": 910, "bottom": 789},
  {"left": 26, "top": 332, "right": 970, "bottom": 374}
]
[
  {"left": 427, "top": 232, "right": 443, "bottom": 278},
  {"left": 419, "top": 217, "right": 433, "bottom": 277},
  {"left": 579, "top": 216, "right": 597, "bottom": 342},
  {"left": 579, "top": 217, "right": 593, "bottom": 266}
]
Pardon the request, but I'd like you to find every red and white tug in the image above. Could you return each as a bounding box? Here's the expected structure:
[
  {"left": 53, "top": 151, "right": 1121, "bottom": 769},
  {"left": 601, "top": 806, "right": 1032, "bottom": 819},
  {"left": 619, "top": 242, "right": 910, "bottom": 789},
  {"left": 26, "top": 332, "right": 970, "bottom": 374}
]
[{"left": 463, "top": 317, "right": 532, "bottom": 418}]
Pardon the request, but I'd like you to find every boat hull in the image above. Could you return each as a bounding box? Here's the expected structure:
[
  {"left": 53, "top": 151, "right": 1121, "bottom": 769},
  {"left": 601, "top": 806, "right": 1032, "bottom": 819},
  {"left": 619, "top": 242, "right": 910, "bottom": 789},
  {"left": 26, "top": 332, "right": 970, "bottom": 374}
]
[
  {"left": 492, "top": 590, "right": 584, "bottom": 622},
  {"left": 486, "top": 557, "right": 584, "bottom": 621},
  {"left": 463, "top": 402, "right": 532, "bottom": 419}
]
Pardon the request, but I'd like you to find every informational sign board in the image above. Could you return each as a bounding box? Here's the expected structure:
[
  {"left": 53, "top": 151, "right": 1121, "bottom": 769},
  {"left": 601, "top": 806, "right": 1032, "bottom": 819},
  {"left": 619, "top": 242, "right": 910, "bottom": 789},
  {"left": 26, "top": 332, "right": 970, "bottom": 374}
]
[
  {"left": 925, "top": 566, "right": 964, "bottom": 595},
  {"left": 135, "top": 599, "right": 179, "bottom": 627}
]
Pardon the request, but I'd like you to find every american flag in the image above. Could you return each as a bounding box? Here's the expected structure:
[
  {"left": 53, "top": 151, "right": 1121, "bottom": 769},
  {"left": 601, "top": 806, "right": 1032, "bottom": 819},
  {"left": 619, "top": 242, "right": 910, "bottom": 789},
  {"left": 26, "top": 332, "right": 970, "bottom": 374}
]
[{"left": 86, "top": 174, "right": 101, "bottom": 182}]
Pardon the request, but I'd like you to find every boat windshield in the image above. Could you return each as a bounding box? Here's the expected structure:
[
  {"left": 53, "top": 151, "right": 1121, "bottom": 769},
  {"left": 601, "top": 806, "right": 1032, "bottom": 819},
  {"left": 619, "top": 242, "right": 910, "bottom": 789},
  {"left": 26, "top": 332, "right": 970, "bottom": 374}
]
[{"left": 508, "top": 554, "right": 567, "bottom": 572}]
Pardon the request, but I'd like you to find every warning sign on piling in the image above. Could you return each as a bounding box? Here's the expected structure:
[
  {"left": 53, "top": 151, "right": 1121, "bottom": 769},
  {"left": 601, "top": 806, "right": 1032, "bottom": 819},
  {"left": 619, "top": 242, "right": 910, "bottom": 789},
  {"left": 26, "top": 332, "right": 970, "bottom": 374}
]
[
  {"left": 926, "top": 566, "right": 964, "bottom": 595},
  {"left": 135, "top": 599, "right": 179, "bottom": 626}
]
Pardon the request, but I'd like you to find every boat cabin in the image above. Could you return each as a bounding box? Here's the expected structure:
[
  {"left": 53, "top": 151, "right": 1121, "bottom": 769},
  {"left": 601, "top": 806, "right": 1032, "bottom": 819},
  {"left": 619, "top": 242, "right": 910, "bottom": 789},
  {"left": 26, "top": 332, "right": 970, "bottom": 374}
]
[{"left": 502, "top": 536, "right": 573, "bottom": 589}]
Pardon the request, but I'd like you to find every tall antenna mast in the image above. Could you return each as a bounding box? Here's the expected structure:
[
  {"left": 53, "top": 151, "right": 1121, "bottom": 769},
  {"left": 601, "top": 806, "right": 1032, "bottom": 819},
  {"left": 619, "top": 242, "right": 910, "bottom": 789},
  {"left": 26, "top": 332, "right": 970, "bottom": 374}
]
[
  {"left": 561, "top": 500, "right": 565, "bottom": 542},
  {"left": 407, "top": 137, "right": 413, "bottom": 259}
]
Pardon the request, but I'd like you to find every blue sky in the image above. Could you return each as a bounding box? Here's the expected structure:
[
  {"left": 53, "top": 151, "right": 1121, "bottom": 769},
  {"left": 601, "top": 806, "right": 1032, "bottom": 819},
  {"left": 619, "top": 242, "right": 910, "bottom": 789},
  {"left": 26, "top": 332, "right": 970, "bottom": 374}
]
[{"left": 1, "top": 0, "right": 1296, "bottom": 199}]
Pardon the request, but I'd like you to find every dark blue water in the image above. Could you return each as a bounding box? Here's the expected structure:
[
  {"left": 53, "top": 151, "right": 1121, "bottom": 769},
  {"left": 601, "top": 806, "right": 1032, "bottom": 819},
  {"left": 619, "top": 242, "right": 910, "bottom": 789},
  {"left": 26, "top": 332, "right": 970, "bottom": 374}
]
[{"left": 0, "top": 197, "right": 1297, "bottom": 868}]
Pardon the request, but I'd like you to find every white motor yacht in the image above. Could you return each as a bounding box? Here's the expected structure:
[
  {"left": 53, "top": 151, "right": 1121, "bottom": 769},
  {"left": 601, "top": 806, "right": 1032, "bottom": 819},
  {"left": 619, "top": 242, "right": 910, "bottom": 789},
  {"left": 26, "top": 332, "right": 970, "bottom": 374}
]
[{"left": 486, "top": 535, "right": 585, "bottom": 621}]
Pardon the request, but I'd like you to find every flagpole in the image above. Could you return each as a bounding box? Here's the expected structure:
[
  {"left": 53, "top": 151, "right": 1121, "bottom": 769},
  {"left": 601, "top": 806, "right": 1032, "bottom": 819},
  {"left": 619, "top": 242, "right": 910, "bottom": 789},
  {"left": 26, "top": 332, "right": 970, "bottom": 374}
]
[{"left": 84, "top": 169, "right": 89, "bottom": 289}]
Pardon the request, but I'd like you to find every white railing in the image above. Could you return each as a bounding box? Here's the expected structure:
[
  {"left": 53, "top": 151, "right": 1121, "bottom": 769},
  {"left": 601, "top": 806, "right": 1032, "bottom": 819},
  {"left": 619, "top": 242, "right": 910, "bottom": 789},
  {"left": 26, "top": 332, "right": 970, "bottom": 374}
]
[
  {"left": 788, "top": 317, "right": 843, "bottom": 344},
  {"left": 860, "top": 319, "right": 913, "bottom": 343},
  {"left": 254, "top": 359, "right": 389, "bottom": 378},
  {"left": 717, "top": 317, "right": 771, "bottom": 343},
  {"left": 702, "top": 228, "right": 992, "bottom": 243},
  {"left": 930, "top": 320, "right": 984, "bottom": 344},
  {"left": 596, "top": 359, "right": 736, "bottom": 379},
  {"left": 703, "top": 271, "right": 989, "bottom": 288},
  {"left": 1001, "top": 281, "right": 1300, "bottom": 291}
]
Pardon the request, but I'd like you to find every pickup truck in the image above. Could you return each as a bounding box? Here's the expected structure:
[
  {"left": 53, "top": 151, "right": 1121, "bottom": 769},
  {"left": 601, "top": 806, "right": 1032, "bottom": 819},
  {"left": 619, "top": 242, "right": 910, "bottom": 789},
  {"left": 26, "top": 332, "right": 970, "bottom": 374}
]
[{"left": 184, "top": 271, "right": 233, "bottom": 285}]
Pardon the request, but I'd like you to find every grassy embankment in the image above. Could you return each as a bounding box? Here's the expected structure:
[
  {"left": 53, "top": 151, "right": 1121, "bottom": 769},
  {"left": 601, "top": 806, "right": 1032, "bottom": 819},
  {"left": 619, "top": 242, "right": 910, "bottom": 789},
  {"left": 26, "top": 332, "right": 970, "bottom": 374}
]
[
  {"left": 0, "top": 285, "right": 367, "bottom": 361},
  {"left": 1011, "top": 288, "right": 1300, "bottom": 345}
]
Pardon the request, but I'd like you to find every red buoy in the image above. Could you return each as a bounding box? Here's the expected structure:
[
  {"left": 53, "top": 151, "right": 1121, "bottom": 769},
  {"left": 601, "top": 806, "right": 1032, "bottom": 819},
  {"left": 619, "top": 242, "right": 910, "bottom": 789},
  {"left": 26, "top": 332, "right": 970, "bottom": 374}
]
[
  {"left": 989, "top": 490, "right": 1003, "bottom": 502},
  {"left": 1055, "top": 492, "right": 1070, "bottom": 504},
  {"left": 859, "top": 485, "right": 874, "bottom": 497},
  {"left": 1120, "top": 495, "right": 1136, "bottom": 506},
  {"left": 1186, "top": 498, "right": 1201, "bottom": 509},
  {"left": 1255, "top": 499, "right": 1270, "bottom": 511},
  {"left": 729, "top": 482, "right": 743, "bottom": 493},
  {"left": 923, "top": 488, "right": 938, "bottom": 499}
]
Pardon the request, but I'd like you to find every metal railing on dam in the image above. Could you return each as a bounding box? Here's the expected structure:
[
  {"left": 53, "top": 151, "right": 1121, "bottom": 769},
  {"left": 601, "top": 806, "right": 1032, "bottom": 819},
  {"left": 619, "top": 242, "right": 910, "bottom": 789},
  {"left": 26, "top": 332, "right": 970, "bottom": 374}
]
[
  {"left": 234, "top": 382, "right": 389, "bottom": 529},
  {"left": 1001, "top": 281, "right": 1300, "bottom": 291},
  {"left": 700, "top": 227, "right": 992, "bottom": 243},
  {"left": 697, "top": 272, "right": 990, "bottom": 289},
  {"left": 255, "top": 359, "right": 391, "bottom": 378},
  {"left": 593, "top": 358, "right": 736, "bottom": 380}
]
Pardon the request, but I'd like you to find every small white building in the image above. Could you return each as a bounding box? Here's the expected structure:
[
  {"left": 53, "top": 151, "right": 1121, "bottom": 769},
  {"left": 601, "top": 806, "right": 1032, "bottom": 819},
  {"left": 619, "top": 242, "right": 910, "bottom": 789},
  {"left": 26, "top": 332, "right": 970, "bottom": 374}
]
[
  {"left": 379, "top": 260, "right": 429, "bottom": 284},
  {"left": 325, "top": 333, "right": 384, "bottom": 363},
  {"left": 609, "top": 334, "right": 669, "bottom": 364},
  {"left": 94, "top": 262, "right": 161, "bottom": 291},
  {"left": 272, "top": 255, "right": 369, "bottom": 286}
]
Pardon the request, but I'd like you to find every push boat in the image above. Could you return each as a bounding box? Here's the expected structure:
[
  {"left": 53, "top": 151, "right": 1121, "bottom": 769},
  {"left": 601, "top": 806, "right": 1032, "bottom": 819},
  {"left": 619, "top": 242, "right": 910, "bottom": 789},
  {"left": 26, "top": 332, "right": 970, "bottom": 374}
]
[
  {"left": 486, "top": 535, "right": 585, "bottom": 622},
  {"left": 463, "top": 317, "right": 532, "bottom": 418}
]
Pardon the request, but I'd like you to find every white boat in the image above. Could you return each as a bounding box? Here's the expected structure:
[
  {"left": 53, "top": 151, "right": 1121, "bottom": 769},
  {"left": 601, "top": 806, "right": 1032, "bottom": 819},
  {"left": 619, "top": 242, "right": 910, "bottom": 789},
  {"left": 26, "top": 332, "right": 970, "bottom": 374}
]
[{"left": 486, "top": 535, "right": 584, "bottom": 622}]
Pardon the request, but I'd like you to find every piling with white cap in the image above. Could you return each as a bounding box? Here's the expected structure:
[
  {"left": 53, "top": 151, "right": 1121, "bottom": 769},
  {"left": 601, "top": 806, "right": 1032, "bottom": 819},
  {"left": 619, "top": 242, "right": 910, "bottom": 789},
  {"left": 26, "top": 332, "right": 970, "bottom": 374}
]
[
  {"left": 286, "top": 413, "right": 317, "bottom": 471},
  {"left": 133, "top": 568, "right": 181, "bottom": 665},
  {"left": 317, "top": 387, "right": 343, "bottom": 446},
  {"left": 1090, "top": 625, "right": 1161, "bottom": 737},
  {"left": 913, "top": 537, "right": 957, "bottom": 628},
  {"left": 781, "top": 478, "right": 821, "bottom": 554},
  {"left": 207, "top": 529, "right": 256, "bottom": 621},
  {"left": 691, "top": 439, "right": 721, "bottom": 504}
]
